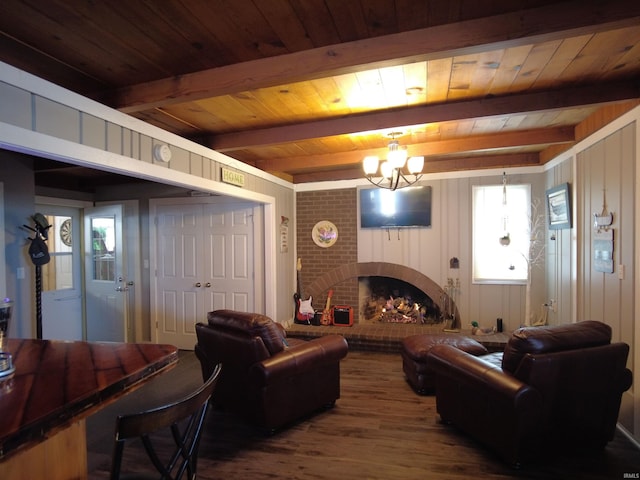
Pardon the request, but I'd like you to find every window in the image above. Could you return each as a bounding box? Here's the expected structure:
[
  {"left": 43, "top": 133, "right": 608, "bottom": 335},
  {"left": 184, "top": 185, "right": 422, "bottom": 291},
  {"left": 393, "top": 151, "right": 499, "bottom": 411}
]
[
  {"left": 91, "top": 216, "right": 116, "bottom": 281},
  {"left": 42, "top": 215, "right": 74, "bottom": 291},
  {"left": 472, "top": 183, "right": 531, "bottom": 284}
]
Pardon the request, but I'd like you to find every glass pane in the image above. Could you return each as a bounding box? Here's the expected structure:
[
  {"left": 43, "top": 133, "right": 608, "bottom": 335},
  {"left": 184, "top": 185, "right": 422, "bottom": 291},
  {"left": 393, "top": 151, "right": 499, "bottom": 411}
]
[
  {"left": 472, "top": 184, "right": 530, "bottom": 283},
  {"left": 92, "top": 216, "right": 116, "bottom": 281},
  {"left": 42, "top": 215, "right": 74, "bottom": 292}
]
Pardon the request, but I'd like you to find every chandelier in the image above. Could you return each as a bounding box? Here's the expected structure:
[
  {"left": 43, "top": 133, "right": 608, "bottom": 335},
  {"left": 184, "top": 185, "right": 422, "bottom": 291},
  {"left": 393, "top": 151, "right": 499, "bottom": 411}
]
[{"left": 362, "top": 133, "right": 424, "bottom": 191}]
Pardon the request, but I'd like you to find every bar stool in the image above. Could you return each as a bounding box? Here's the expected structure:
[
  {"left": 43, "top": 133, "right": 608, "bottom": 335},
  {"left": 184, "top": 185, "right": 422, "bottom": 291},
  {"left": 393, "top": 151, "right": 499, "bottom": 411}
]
[{"left": 109, "top": 363, "right": 222, "bottom": 480}]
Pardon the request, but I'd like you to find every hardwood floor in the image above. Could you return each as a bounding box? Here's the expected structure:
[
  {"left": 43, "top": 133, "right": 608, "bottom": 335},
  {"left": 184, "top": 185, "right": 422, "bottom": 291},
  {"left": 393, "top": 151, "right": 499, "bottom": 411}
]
[{"left": 87, "top": 350, "right": 640, "bottom": 479}]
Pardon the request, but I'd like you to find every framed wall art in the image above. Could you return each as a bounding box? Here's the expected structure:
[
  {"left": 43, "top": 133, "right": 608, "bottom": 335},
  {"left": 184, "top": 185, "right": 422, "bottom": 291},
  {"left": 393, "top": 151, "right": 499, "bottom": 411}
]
[{"left": 546, "top": 183, "right": 571, "bottom": 230}]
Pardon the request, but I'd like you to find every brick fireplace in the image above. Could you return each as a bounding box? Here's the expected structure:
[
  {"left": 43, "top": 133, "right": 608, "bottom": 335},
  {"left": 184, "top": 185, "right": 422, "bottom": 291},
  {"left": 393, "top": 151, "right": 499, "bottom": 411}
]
[
  {"left": 305, "top": 262, "right": 460, "bottom": 328},
  {"left": 359, "top": 276, "right": 440, "bottom": 324},
  {"left": 295, "top": 189, "right": 460, "bottom": 329}
]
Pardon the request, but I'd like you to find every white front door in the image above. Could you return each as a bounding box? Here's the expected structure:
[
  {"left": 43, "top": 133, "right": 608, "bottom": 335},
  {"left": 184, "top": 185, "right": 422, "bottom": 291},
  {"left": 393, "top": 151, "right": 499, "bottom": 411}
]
[
  {"left": 154, "top": 200, "right": 254, "bottom": 349},
  {"left": 84, "top": 204, "right": 128, "bottom": 341},
  {"left": 36, "top": 206, "right": 83, "bottom": 340}
]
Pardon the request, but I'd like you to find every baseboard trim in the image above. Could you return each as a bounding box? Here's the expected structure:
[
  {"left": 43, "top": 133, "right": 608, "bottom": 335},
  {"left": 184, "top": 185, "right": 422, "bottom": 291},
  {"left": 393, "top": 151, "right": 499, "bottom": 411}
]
[{"left": 617, "top": 424, "right": 640, "bottom": 450}]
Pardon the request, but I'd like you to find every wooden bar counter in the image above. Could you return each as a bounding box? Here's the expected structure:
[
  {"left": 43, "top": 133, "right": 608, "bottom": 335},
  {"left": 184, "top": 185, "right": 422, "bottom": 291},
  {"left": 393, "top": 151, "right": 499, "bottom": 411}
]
[{"left": 0, "top": 338, "right": 178, "bottom": 479}]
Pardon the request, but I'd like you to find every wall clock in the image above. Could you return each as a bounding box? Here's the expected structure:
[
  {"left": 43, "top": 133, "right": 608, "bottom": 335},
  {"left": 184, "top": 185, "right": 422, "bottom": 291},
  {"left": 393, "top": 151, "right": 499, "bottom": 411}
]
[
  {"left": 312, "top": 221, "right": 338, "bottom": 248},
  {"left": 60, "top": 218, "right": 72, "bottom": 246},
  {"left": 153, "top": 143, "right": 172, "bottom": 163}
]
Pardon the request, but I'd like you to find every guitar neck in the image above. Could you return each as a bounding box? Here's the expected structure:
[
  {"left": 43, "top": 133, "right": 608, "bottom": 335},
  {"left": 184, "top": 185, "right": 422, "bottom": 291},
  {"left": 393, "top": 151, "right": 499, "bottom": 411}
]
[
  {"left": 297, "top": 271, "right": 304, "bottom": 298},
  {"left": 296, "top": 258, "right": 304, "bottom": 297},
  {"left": 324, "top": 291, "right": 333, "bottom": 310}
]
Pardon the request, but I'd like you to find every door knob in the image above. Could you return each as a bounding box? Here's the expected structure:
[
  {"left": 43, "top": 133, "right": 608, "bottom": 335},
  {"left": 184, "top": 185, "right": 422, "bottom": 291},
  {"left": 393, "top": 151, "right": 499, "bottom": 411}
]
[
  {"left": 195, "top": 282, "right": 202, "bottom": 288},
  {"left": 205, "top": 282, "right": 211, "bottom": 288},
  {"left": 115, "top": 276, "right": 129, "bottom": 292}
]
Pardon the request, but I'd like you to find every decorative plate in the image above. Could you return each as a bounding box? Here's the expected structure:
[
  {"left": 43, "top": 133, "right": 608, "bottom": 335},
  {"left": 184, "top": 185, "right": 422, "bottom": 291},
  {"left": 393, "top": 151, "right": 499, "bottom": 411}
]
[{"left": 312, "top": 221, "right": 338, "bottom": 248}]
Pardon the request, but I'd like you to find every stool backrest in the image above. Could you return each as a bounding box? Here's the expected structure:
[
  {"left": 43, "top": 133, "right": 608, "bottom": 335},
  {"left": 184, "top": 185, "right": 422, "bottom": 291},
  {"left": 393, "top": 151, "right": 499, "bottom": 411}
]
[{"left": 110, "top": 363, "right": 222, "bottom": 480}]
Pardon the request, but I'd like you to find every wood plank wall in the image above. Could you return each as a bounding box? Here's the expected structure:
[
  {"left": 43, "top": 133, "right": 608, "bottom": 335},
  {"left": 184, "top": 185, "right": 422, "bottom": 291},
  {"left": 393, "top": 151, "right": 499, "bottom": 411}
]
[
  {"left": 576, "top": 122, "right": 636, "bottom": 435},
  {"left": 297, "top": 175, "right": 546, "bottom": 332}
]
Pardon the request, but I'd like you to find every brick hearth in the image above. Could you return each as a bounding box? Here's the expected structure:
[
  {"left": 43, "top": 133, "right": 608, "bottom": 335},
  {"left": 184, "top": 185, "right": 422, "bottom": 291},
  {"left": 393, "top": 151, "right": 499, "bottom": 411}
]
[{"left": 286, "top": 323, "right": 509, "bottom": 353}]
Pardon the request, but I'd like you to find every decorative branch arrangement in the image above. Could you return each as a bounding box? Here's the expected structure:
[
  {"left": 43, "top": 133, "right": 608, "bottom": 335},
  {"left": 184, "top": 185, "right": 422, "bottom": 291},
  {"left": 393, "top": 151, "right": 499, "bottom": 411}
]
[
  {"left": 523, "top": 198, "right": 546, "bottom": 326},
  {"left": 441, "top": 278, "right": 460, "bottom": 331}
]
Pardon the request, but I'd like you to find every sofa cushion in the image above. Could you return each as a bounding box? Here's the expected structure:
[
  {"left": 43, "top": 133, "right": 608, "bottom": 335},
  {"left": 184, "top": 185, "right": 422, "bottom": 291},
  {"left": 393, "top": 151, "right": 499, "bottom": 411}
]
[
  {"left": 207, "top": 310, "right": 286, "bottom": 355},
  {"left": 402, "top": 333, "right": 488, "bottom": 362},
  {"left": 502, "top": 320, "right": 611, "bottom": 374},
  {"left": 402, "top": 333, "right": 488, "bottom": 394}
]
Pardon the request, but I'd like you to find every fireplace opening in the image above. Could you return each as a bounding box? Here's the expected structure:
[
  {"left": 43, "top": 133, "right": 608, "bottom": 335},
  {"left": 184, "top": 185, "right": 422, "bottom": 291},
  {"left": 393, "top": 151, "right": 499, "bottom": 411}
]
[{"left": 359, "top": 276, "right": 442, "bottom": 324}]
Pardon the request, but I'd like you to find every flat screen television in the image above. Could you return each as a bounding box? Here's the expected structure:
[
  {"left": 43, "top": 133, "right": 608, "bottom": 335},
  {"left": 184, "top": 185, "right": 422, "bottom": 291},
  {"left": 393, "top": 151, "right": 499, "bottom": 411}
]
[{"left": 359, "top": 186, "right": 432, "bottom": 228}]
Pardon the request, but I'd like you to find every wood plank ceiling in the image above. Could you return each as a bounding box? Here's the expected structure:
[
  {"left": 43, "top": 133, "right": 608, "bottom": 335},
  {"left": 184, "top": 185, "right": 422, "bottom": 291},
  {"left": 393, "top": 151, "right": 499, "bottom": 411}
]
[{"left": 0, "top": 0, "right": 639, "bottom": 186}]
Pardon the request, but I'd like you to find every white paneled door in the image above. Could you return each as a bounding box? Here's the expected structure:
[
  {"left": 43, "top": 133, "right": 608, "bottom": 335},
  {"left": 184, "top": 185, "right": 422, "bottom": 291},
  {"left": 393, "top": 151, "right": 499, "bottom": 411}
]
[{"left": 154, "top": 201, "right": 254, "bottom": 350}]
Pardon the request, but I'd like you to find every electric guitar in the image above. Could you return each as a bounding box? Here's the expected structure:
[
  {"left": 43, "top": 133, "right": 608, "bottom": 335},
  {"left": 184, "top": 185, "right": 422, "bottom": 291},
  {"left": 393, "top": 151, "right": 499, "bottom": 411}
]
[
  {"left": 293, "top": 258, "right": 314, "bottom": 324},
  {"left": 320, "top": 289, "right": 334, "bottom": 325}
]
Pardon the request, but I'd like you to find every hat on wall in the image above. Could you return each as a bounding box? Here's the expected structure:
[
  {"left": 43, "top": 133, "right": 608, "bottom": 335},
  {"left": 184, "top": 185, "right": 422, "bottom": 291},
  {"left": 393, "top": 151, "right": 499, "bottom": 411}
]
[
  {"left": 28, "top": 235, "right": 50, "bottom": 266},
  {"left": 31, "top": 213, "right": 50, "bottom": 239}
]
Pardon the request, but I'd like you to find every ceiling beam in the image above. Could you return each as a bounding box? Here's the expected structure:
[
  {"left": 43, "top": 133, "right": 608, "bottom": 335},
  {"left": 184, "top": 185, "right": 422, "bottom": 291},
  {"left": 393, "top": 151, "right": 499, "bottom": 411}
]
[
  {"left": 258, "top": 127, "right": 574, "bottom": 173},
  {"left": 290, "top": 153, "right": 541, "bottom": 183},
  {"left": 208, "top": 80, "right": 639, "bottom": 151},
  {"left": 110, "top": 0, "right": 640, "bottom": 113}
]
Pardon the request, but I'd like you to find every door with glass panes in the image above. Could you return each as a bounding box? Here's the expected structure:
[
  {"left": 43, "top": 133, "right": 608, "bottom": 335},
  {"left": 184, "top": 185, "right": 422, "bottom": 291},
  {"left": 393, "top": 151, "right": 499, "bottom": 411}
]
[
  {"left": 84, "top": 204, "right": 128, "bottom": 342},
  {"left": 36, "top": 205, "right": 83, "bottom": 340}
]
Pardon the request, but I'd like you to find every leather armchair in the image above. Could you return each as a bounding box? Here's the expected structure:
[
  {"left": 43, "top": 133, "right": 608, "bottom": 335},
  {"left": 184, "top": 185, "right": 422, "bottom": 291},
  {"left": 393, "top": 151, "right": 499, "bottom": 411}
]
[
  {"left": 194, "top": 309, "right": 348, "bottom": 431},
  {"left": 427, "top": 321, "right": 633, "bottom": 466}
]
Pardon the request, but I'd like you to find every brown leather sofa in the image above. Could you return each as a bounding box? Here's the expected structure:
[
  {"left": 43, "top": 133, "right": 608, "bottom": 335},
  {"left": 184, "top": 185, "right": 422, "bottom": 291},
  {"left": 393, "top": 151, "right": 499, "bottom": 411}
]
[
  {"left": 194, "top": 309, "right": 349, "bottom": 431},
  {"left": 426, "top": 320, "right": 633, "bottom": 466}
]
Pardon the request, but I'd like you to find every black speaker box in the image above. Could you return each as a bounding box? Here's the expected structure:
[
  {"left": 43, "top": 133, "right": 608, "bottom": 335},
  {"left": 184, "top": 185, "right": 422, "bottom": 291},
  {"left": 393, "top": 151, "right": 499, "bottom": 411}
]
[{"left": 332, "top": 306, "right": 353, "bottom": 326}]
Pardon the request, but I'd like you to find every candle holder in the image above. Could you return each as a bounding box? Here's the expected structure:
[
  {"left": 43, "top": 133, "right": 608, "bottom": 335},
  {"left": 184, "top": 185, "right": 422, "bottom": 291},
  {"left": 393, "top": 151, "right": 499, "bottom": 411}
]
[
  {"left": 0, "top": 299, "right": 14, "bottom": 377},
  {"left": 0, "top": 352, "right": 13, "bottom": 378},
  {"left": 0, "top": 298, "right": 12, "bottom": 345}
]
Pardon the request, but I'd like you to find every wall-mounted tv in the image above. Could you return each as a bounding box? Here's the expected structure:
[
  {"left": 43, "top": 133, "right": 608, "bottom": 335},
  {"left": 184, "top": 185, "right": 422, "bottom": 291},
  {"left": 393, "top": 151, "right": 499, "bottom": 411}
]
[{"left": 359, "top": 186, "right": 432, "bottom": 229}]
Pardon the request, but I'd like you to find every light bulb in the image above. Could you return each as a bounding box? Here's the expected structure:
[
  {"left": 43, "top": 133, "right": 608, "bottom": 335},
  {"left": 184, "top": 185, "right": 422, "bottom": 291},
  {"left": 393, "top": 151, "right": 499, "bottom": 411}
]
[
  {"left": 387, "top": 144, "right": 407, "bottom": 169},
  {"left": 407, "top": 156, "right": 424, "bottom": 174},
  {"left": 380, "top": 161, "right": 393, "bottom": 179},
  {"left": 363, "top": 156, "right": 379, "bottom": 175}
]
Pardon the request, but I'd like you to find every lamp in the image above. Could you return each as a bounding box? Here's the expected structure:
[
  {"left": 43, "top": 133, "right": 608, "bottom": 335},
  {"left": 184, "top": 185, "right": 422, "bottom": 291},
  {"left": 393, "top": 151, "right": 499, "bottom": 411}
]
[{"left": 363, "top": 133, "right": 424, "bottom": 191}]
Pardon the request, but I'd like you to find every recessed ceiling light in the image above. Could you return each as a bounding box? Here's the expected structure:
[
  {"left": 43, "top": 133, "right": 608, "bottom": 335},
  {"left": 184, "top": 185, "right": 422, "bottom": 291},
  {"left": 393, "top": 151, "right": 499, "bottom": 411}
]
[{"left": 405, "top": 87, "right": 424, "bottom": 95}]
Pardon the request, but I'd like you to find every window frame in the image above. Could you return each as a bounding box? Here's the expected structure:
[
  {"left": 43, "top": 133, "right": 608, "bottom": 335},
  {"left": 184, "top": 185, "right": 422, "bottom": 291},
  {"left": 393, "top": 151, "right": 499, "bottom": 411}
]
[{"left": 472, "top": 183, "right": 532, "bottom": 285}]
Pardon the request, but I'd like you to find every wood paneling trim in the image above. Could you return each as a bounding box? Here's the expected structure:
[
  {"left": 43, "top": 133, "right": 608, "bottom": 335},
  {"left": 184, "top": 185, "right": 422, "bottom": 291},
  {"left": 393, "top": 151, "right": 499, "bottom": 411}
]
[{"left": 540, "top": 101, "right": 640, "bottom": 163}]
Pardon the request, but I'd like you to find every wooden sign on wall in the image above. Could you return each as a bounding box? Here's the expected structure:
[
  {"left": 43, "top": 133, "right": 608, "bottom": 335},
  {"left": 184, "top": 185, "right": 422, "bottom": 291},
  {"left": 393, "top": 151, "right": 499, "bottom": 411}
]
[{"left": 593, "top": 229, "right": 614, "bottom": 274}]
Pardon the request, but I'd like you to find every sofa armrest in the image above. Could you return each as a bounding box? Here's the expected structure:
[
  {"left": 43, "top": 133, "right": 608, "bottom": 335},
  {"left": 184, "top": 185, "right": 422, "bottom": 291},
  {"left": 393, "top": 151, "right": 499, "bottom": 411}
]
[{"left": 250, "top": 335, "right": 348, "bottom": 385}]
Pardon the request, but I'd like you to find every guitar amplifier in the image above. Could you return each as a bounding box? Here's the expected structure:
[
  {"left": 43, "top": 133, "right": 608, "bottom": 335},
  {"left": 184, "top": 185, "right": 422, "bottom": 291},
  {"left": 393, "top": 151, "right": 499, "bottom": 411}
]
[{"left": 332, "top": 306, "right": 353, "bottom": 326}]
